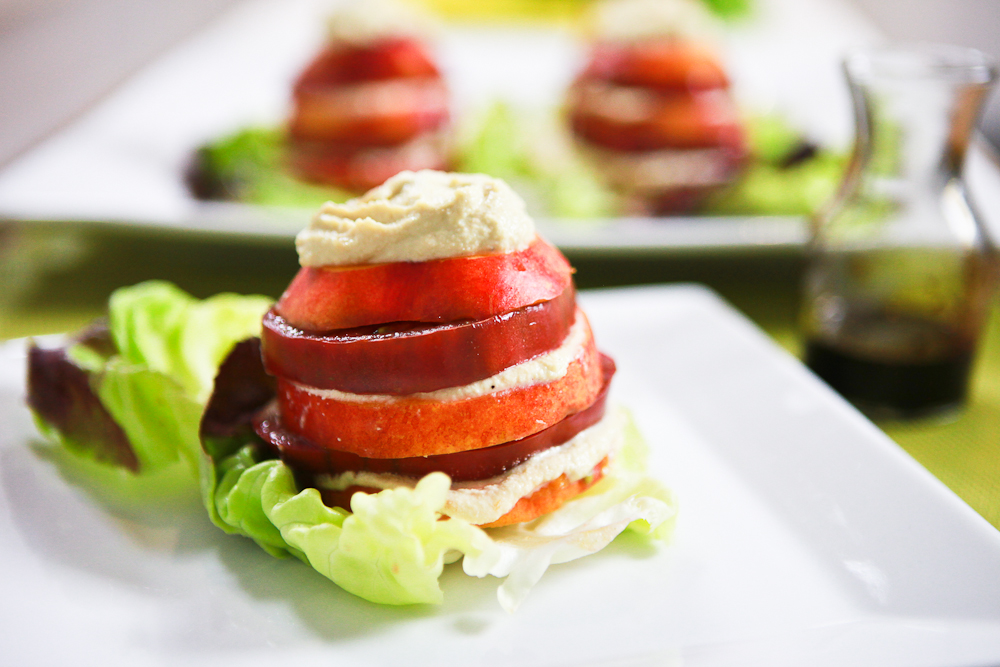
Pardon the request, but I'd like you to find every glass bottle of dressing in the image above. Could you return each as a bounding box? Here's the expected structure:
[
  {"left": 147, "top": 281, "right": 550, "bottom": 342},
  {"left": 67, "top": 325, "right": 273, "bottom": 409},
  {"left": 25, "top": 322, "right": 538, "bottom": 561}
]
[{"left": 801, "top": 44, "right": 999, "bottom": 419}]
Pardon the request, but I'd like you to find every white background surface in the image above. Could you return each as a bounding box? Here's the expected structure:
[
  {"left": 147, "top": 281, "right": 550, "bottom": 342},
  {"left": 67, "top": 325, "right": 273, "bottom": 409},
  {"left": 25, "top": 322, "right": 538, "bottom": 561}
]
[{"left": 2, "top": 285, "right": 1000, "bottom": 666}]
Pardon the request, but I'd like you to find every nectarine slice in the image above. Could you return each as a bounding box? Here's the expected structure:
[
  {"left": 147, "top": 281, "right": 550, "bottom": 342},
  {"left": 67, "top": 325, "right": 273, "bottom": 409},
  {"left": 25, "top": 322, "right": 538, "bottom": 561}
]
[
  {"left": 583, "top": 40, "right": 729, "bottom": 91},
  {"left": 569, "top": 86, "right": 745, "bottom": 151},
  {"left": 293, "top": 38, "right": 441, "bottom": 90},
  {"left": 276, "top": 236, "right": 573, "bottom": 331},
  {"left": 276, "top": 323, "right": 604, "bottom": 458},
  {"left": 257, "top": 353, "right": 613, "bottom": 479},
  {"left": 262, "top": 287, "right": 576, "bottom": 395}
]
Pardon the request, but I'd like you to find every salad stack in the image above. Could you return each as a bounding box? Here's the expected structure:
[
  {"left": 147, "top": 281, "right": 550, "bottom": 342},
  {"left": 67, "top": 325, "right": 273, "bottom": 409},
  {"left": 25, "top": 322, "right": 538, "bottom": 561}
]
[
  {"left": 567, "top": 0, "right": 746, "bottom": 213},
  {"left": 287, "top": 2, "right": 451, "bottom": 192},
  {"left": 27, "top": 171, "right": 675, "bottom": 612}
]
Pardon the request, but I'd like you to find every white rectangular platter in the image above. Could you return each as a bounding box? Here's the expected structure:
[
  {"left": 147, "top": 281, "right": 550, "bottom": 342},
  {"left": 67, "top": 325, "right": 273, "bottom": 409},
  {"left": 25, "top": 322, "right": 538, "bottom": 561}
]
[
  {"left": 0, "top": 0, "right": 877, "bottom": 252},
  {"left": 2, "top": 284, "right": 999, "bottom": 666}
]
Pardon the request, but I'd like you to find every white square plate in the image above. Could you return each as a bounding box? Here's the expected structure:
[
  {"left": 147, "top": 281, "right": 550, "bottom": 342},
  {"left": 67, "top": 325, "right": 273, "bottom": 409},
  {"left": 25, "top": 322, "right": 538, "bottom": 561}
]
[{"left": 2, "top": 284, "right": 999, "bottom": 666}]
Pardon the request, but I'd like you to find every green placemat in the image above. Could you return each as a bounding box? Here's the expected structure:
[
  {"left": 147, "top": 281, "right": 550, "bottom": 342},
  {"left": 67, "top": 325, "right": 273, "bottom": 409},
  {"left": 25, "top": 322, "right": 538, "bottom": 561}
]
[{"left": 880, "top": 307, "right": 1000, "bottom": 529}]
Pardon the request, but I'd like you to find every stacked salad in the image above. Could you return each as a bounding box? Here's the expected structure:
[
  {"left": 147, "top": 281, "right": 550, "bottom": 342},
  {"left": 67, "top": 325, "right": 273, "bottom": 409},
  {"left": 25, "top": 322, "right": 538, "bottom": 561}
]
[{"left": 27, "top": 171, "right": 675, "bottom": 611}]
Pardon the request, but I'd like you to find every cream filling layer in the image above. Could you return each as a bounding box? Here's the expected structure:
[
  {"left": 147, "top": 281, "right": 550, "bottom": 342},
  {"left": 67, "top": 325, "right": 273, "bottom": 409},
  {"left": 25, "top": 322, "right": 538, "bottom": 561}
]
[
  {"left": 580, "top": 143, "right": 733, "bottom": 190},
  {"left": 316, "top": 407, "right": 626, "bottom": 525},
  {"left": 293, "top": 309, "right": 589, "bottom": 403}
]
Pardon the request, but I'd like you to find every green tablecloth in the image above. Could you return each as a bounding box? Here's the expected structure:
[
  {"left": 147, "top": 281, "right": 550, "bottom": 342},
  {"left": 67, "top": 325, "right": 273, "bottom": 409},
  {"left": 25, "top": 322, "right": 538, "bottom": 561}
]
[{"left": 2, "top": 220, "right": 998, "bottom": 529}]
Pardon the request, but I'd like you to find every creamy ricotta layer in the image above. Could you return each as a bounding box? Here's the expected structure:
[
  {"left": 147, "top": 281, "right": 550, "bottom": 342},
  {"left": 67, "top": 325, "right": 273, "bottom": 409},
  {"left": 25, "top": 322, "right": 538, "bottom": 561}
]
[
  {"left": 325, "top": 0, "right": 435, "bottom": 46},
  {"left": 296, "top": 171, "right": 536, "bottom": 267},
  {"left": 294, "top": 309, "right": 589, "bottom": 403},
  {"left": 571, "top": 80, "right": 662, "bottom": 123},
  {"left": 589, "top": 0, "right": 715, "bottom": 42},
  {"left": 317, "top": 407, "right": 626, "bottom": 525}
]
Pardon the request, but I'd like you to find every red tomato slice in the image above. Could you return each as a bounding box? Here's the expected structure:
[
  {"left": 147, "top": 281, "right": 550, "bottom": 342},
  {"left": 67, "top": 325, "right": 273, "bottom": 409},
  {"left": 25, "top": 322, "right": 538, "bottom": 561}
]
[
  {"left": 276, "top": 236, "right": 574, "bottom": 332},
  {"left": 582, "top": 40, "right": 729, "bottom": 91},
  {"left": 569, "top": 85, "right": 745, "bottom": 151},
  {"left": 275, "top": 319, "right": 603, "bottom": 458},
  {"left": 262, "top": 287, "right": 576, "bottom": 395},
  {"left": 293, "top": 38, "right": 441, "bottom": 91},
  {"left": 255, "top": 353, "right": 614, "bottom": 481},
  {"left": 288, "top": 137, "right": 450, "bottom": 193}
]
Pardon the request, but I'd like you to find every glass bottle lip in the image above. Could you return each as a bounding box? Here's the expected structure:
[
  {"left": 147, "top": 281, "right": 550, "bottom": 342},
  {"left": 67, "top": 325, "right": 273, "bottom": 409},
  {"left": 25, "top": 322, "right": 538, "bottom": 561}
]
[{"left": 845, "top": 43, "right": 997, "bottom": 85}]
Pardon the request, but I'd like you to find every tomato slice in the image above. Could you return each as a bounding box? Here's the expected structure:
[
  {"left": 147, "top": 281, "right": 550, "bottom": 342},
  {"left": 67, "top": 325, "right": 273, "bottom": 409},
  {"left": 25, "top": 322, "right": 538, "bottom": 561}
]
[
  {"left": 569, "top": 85, "right": 745, "bottom": 151},
  {"left": 276, "top": 319, "right": 603, "bottom": 458},
  {"left": 276, "top": 236, "right": 574, "bottom": 331},
  {"left": 288, "top": 136, "right": 450, "bottom": 193},
  {"left": 293, "top": 38, "right": 441, "bottom": 91},
  {"left": 289, "top": 78, "right": 449, "bottom": 146},
  {"left": 262, "top": 286, "right": 575, "bottom": 395},
  {"left": 582, "top": 40, "right": 729, "bottom": 91},
  {"left": 255, "top": 354, "right": 614, "bottom": 481}
]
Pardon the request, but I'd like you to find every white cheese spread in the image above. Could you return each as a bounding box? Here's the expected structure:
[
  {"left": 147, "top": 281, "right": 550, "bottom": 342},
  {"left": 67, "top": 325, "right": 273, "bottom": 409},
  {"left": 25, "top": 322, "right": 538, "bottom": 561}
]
[
  {"left": 294, "top": 309, "right": 589, "bottom": 403},
  {"left": 588, "top": 0, "right": 715, "bottom": 43},
  {"left": 326, "top": 0, "right": 435, "bottom": 47},
  {"left": 317, "top": 407, "right": 627, "bottom": 525},
  {"left": 296, "top": 170, "right": 536, "bottom": 267}
]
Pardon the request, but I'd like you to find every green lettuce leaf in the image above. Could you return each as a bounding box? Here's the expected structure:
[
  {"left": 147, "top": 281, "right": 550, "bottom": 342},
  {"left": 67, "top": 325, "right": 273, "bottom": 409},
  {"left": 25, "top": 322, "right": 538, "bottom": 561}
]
[
  {"left": 188, "top": 127, "right": 352, "bottom": 208},
  {"left": 204, "top": 438, "right": 500, "bottom": 605},
  {"left": 202, "top": 407, "right": 674, "bottom": 610},
  {"left": 35, "top": 281, "right": 272, "bottom": 478}
]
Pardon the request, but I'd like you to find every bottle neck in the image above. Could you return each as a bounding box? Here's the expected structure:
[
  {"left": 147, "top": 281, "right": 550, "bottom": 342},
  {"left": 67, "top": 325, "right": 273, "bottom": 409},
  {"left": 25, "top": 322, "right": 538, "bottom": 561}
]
[{"left": 850, "top": 78, "right": 991, "bottom": 193}]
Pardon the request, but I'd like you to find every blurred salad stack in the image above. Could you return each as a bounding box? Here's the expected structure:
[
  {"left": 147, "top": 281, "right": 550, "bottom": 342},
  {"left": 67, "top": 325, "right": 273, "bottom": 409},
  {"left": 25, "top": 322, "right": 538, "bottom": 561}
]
[
  {"left": 287, "top": 0, "right": 453, "bottom": 193},
  {"left": 187, "top": 0, "right": 843, "bottom": 219},
  {"left": 566, "top": 0, "right": 747, "bottom": 214}
]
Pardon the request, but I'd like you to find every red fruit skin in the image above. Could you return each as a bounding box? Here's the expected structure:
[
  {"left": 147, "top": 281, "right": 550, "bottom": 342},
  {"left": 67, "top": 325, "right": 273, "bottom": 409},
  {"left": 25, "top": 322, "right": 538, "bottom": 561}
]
[
  {"left": 293, "top": 38, "right": 441, "bottom": 91},
  {"left": 261, "top": 287, "right": 577, "bottom": 395},
  {"left": 287, "top": 139, "right": 450, "bottom": 193},
  {"left": 276, "top": 316, "right": 604, "bottom": 458},
  {"left": 276, "top": 236, "right": 574, "bottom": 332},
  {"left": 583, "top": 40, "right": 730, "bottom": 91},
  {"left": 255, "top": 353, "right": 615, "bottom": 481}
]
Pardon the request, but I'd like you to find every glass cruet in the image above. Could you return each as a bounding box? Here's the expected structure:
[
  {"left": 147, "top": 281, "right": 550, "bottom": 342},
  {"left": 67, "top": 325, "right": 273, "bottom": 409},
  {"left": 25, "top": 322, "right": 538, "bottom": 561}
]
[{"left": 801, "top": 44, "right": 999, "bottom": 419}]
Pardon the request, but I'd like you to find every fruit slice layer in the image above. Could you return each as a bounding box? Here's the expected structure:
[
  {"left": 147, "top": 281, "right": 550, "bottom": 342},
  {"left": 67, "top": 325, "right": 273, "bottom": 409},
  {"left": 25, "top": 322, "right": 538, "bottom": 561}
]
[
  {"left": 277, "top": 319, "right": 603, "bottom": 458},
  {"left": 293, "top": 38, "right": 442, "bottom": 90},
  {"left": 570, "top": 86, "right": 744, "bottom": 151},
  {"left": 583, "top": 40, "right": 729, "bottom": 90},
  {"left": 290, "top": 79, "right": 449, "bottom": 145},
  {"left": 276, "top": 236, "right": 573, "bottom": 331},
  {"left": 257, "top": 353, "right": 613, "bottom": 480},
  {"left": 263, "top": 286, "right": 576, "bottom": 395},
  {"left": 288, "top": 135, "right": 449, "bottom": 192}
]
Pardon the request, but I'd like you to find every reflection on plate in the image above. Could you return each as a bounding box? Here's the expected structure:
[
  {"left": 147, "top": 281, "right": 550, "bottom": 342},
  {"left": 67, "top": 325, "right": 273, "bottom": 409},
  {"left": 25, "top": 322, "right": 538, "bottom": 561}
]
[{"left": 2, "top": 285, "right": 999, "bottom": 666}]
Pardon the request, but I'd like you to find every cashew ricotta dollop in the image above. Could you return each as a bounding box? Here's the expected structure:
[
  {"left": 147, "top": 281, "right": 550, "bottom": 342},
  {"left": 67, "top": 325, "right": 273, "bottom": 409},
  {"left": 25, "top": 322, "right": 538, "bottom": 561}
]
[
  {"left": 296, "top": 170, "right": 537, "bottom": 267},
  {"left": 325, "top": 0, "right": 436, "bottom": 47}
]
